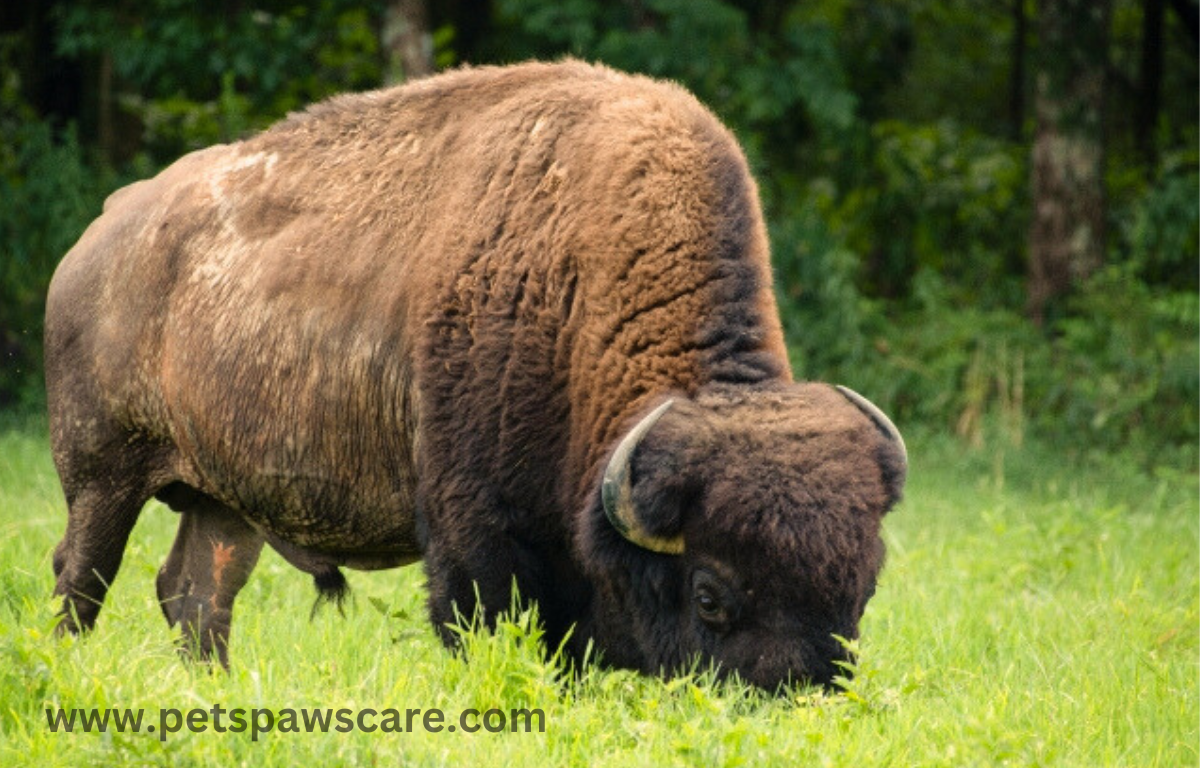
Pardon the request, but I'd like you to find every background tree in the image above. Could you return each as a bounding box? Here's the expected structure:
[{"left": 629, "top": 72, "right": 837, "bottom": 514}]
[
  {"left": 1026, "top": 0, "right": 1111, "bottom": 325},
  {"left": 1136, "top": 0, "right": 1164, "bottom": 165},
  {"left": 382, "top": 0, "right": 433, "bottom": 82},
  {"left": 0, "top": 0, "right": 1195, "bottom": 461},
  {"left": 1009, "top": 0, "right": 1028, "bottom": 140}
]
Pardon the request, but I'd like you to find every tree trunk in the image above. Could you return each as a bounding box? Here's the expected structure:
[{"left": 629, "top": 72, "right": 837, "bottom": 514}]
[
  {"left": 382, "top": 0, "right": 433, "bottom": 84},
  {"left": 439, "top": 0, "right": 492, "bottom": 63},
  {"left": 1026, "top": 0, "right": 1111, "bottom": 326},
  {"left": 98, "top": 50, "right": 114, "bottom": 165},
  {"left": 1136, "top": 0, "right": 1164, "bottom": 165},
  {"left": 1009, "top": 0, "right": 1027, "bottom": 140},
  {"left": 1167, "top": 0, "right": 1199, "bottom": 43}
]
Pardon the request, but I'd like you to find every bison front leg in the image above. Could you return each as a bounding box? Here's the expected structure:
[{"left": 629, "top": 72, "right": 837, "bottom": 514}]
[
  {"left": 156, "top": 492, "right": 263, "bottom": 668},
  {"left": 423, "top": 526, "right": 553, "bottom": 647}
]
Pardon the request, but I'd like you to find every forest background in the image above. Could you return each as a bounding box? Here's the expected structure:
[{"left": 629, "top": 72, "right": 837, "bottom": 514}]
[{"left": 1, "top": 0, "right": 1197, "bottom": 468}]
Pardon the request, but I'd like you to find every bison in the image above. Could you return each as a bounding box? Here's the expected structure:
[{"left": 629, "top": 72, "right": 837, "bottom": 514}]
[{"left": 45, "top": 60, "right": 906, "bottom": 690}]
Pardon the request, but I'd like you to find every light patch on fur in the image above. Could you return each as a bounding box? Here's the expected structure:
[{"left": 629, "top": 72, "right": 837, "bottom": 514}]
[
  {"left": 536, "top": 160, "right": 567, "bottom": 196},
  {"left": 401, "top": 133, "right": 422, "bottom": 154},
  {"left": 188, "top": 150, "right": 279, "bottom": 292},
  {"left": 210, "top": 539, "right": 236, "bottom": 609},
  {"left": 206, "top": 150, "right": 277, "bottom": 220}
]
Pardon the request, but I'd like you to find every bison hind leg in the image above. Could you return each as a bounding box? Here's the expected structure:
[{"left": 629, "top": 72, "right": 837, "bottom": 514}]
[
  {"left": 53, "top": 481, "right": 147, "bottom": 637},
  {"left": 156, "top": 489, "right": 264, "bottom": 668},
  {"left": 51, "top": 435, "right": 168, "bottom": 637}
]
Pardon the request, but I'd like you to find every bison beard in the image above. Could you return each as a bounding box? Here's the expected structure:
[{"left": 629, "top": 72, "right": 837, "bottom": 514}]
[{"left": 43, "top": 60, "right": 906, "bottom": 690}]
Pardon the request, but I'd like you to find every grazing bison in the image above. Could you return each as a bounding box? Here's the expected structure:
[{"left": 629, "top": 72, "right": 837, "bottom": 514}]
[{"left": 45, "top": 60, "right": 906, "bottom": 689}]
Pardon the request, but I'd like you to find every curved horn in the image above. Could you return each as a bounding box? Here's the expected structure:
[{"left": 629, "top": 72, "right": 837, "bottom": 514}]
[
  {"left": 601, "top": 399, "right": 684, "bottom": 555},
  {"left": 836, "top": 385, "right": 908, "bottom": 474}
]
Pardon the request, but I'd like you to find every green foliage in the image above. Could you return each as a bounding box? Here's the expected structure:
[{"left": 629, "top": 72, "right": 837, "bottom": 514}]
[
  {"left": 840, "top": 120, "right": 1028, "bottom": 304},
  {"left": 1053, "top": 266, "right": 1199, "bottom": 454},
  {"left": 772, "top": 195, "right": 879, "bottom": 382},
  {"left": 1, "top": 0, "right": 1196, "bottom": 460},
  {"left": 797, "top": 1, "right": 914, "bottom": 123},
  {"left": 773, "top": 114, "right": 1195, "bottom": 462},
  {"left": 1113, "top": 151, "right": 1200, "bottom": 291},
  {"left": 785, "top": 255, "right": 1197, "bottom": 467},
  {"left": 495, "top": 0, "right": 857, "bottom": 160},
  {"left": 55, "top": 0, "right": 383, "bottom": 153},
  {"left": 880, "top": 0, "right": 1016, "bottom": 128},
  {"left": 0, "top": 115, "right": 116, "bottom": 409},
  {"left": 806, "top": 269, "right": 1043, "bottom": 441}
]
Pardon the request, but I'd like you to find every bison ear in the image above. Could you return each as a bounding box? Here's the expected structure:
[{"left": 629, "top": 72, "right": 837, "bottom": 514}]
[
  {"left": 601, "top": 399, "right": 691, "bottom": 555},
  {"left": 835, "top": 385, "right": 908, "bottom": 509}
]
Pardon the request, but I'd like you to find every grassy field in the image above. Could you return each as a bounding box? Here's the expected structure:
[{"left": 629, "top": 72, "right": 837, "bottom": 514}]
[{"left": 0, "top": 414, "right": 1195, "bottom": 767}]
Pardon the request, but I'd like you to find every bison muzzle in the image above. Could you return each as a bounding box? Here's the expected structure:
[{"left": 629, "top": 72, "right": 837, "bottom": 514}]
[{"left": 44, "top": 60, "right": 906, "bottom": 689}]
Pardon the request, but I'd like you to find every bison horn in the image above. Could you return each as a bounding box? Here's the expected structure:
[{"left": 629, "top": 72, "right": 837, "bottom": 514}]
[
  {"left": 836, "top": 385, "right": 908, "bottom": 475},
  {"left": 601, "top": 399, "right": 685, "bottom": 555}
]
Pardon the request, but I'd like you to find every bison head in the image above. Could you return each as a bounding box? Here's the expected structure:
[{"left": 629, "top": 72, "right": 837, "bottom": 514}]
[{"left": 585, "top": 383, "right": 906, "bottom": 691}]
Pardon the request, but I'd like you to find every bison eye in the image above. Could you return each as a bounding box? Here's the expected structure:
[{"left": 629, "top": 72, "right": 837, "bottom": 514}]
[
  {"left": 695, "top": 589, "right": 725, "bottom": 623},
  {"left": 692, "top": 570, "right": 734, "bottom": 629}
]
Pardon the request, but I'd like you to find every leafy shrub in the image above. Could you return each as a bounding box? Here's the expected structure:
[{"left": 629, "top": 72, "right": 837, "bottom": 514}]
[
  {"left": 494, "top": 0, "right": 856, "bottom": 173},
  {"left": 56, "top": 1, "right": 384, "bottom": 157},
  {"left": 0, "top": 119, "right": 116, "bottom": 408},
  {"left": 0, "top": 1, "right": 389, "bottom": 407},
  {"left": 1, "top": 0, "right": 1193, "bottom": 467},
  {"left": 1112, "top": 150, "right": 1199, "bottom": 292},
  {"left": 831, "top": 119, "right": 1028, "bottom": 306},
  {"left": 1051, "top": 266, "right": 1198, "bottom": 455},
  {"left": 773, "top": 116, "right": 1196, "bottom": 464}
]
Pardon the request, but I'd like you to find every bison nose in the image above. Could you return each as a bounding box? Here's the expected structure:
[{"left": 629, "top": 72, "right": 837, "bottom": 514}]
[{"left": 743, "top": 640, "right": 852, "bottom": 693}]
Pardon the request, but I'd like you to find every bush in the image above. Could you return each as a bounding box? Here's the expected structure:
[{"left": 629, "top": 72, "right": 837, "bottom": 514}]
[
  {"left": 831, "top": 119, "right": 1028, "bottom": 306},
  {"left": 784, "top": 264, "right": 1197, "bottom": 469},
  {"left": 1051, "top": 266, "right": 1198, "bottom": 455},
  {"left": 1112, "top": 150, "right": 1199, "bottom": 292},
  {"left": 0, "top": 118, "right": 116, "bottom": 409},
  {"left": 775, "top": 126, "right": 1196, "bottom": 466}
]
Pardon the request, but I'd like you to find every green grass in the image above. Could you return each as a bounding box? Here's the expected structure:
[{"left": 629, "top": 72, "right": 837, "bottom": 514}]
[{"left": 0, "top": 414, "right": 1195, "bottom": 766}]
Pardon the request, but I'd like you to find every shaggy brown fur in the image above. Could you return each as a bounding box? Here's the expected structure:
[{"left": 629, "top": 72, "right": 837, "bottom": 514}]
[{"left": 44, "top": 60, "right": 904, "bottom": 688}]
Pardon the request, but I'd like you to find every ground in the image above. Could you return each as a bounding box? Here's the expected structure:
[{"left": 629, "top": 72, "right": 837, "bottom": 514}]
[{"left": 0, "top": 414, "right": 1195, "bottom": 767}]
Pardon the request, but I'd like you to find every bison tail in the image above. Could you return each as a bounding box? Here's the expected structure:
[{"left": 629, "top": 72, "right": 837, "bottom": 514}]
[{"left": 310, "top": 567, "right": 350, "bottom": 619}]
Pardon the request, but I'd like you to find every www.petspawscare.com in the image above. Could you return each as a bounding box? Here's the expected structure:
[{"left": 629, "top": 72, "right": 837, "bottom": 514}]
[{"left": 46, "top": 705, "right": 546, "bottom": 741}]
